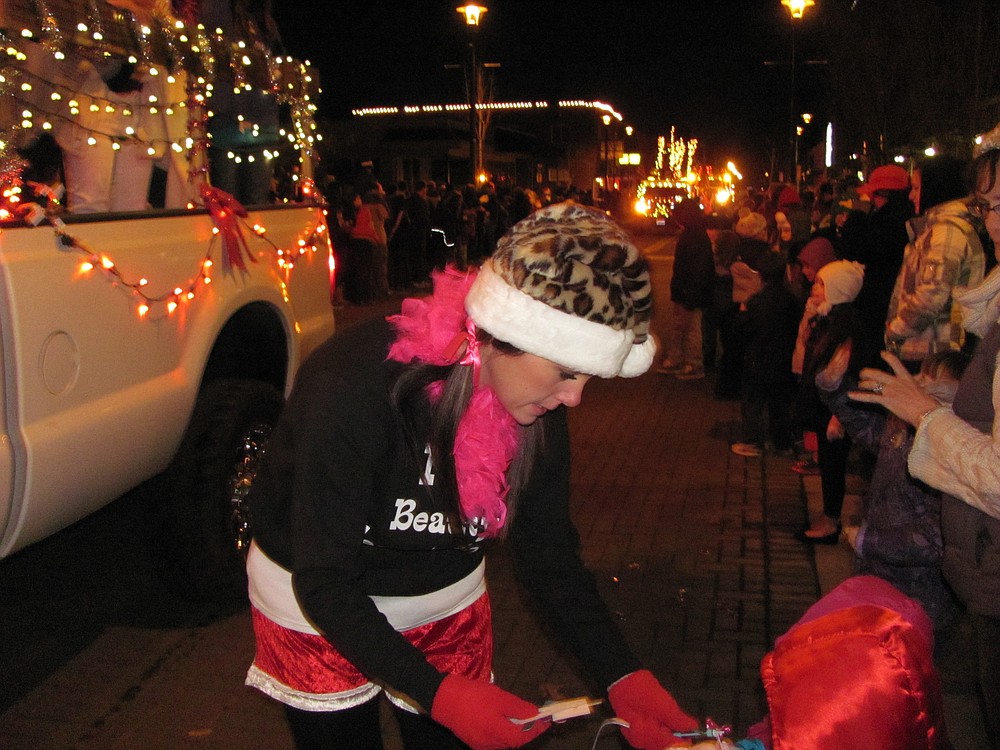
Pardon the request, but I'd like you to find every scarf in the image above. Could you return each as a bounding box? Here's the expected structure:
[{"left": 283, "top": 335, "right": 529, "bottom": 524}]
[{"left": 387, "top": 266, "right": 519, "bottom": 537}]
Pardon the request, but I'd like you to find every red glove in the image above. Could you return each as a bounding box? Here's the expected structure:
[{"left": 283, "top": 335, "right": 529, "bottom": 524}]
[
  {"left": 608, "top": 670, "right": 699, "bottom": 750},
  {"left": 430, "top": 673, "right": 549, "bottom": 749}
]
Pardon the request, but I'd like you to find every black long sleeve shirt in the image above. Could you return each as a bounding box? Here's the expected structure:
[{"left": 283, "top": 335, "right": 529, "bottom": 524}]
[{"left": 250, "top": 318, "right": 640, "bottom": 711}]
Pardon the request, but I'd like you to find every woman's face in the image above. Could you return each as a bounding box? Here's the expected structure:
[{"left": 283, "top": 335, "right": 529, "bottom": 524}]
[
  {"left": 479, "top": 345, "right": 591, "bottom": 425},
  {"left": 809, "top": 276, "right": 826, "bottom": 307},
  {"left": 975, "top": 162, "right": 1000, "bottom": 248}
]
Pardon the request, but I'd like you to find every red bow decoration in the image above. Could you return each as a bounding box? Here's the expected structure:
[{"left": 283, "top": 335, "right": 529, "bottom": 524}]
[{"left": 200, "top": 185, "right": 257, "bottom": 271}]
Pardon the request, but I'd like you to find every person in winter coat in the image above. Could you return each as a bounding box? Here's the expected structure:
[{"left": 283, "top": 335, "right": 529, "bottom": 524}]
[
  {"left": 885, "top": 156, "right": 985, "bottom": 370},
  {"left": 716, "top": 211, "right": 772, "bottom": 398},
  {"left": 790, "top": 236, "right": 840, "bottom": 475},
  {"left": 708, "top": 230, "right": 743, "bottom": 398},
  {"left": 658, "top": 199, "right": 716, "bottom": 380},
  {"left": 245, "top": 203, "right": 698, "bottom": 750},
  {"left": 817, "top": 349, "right": 967, "bottom": 635},
  {"left": 839, "top": 165, "right": 915, "bottom": 368},
  {"left": 701, "top": 217, "right": 736, "bottom": 372},
  {"left": 795, "top": 260, "right": 869, "bottom": 543},
  {"left": 730, "top": 251, "right": 803, "bottom": 457}
]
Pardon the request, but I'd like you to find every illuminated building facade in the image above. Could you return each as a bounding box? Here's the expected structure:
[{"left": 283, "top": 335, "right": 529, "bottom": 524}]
[{"left": 325, "top": 99, "right": 649, "bottom": 198}]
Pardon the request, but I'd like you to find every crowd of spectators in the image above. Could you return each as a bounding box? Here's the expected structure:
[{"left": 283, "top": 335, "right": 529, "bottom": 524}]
[
  {"left": 680, "top": 147, "right": 1000, "bottom": 747},
  {"left": 323, "top": 174, "right": 598, "bottom": 307}
]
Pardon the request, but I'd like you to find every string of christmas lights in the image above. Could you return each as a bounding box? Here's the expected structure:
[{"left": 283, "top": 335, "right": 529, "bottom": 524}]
[
  {"left": 635, "top": 128, "right": 700, "bottom": 211},
  {"left": 0, "top": 1, "right": 320, "bottom": 201},
  {"left": 49, "top": 200, "right": 330, "bottom": 320}
]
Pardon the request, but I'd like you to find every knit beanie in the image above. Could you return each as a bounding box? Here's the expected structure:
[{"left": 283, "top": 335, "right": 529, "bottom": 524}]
[
  {"left": 816, "top": 259, "right": 864, "bottom": 315},
  {"left": 797, "top": 236, "right": 837, "bottom": 272},
  {"left": 735, "top": 211, "right": 768, "bottom": 241},
  {"left": 465, "top": 201, "right": 655, "bottom": 378},
  {"left": 777, "top": 185, "right": 802, "bottom": 210}
]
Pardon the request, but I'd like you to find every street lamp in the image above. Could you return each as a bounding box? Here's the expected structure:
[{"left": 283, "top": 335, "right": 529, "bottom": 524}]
[
  {"left": 602, "top": 114, "right": 611, "bottom": 201},
  {"left": 457, "top": 3, "right": 487, "bottom": 25},
  {"left": 794, "top": 112, "right": 812, "bottom": 188},
  {"left": 781, "top": 0, "right": 814, "bottom": 19},
  {"left": 456, "top": 4, "right": 488, "bottom": 182},
  {"left": 781, "top": 0, "right": 814, "bottom": 184}
]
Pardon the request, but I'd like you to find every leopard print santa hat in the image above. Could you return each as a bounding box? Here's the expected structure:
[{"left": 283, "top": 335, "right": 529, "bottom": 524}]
[{"left": 465, "top": 201, "right": 655, "bottom": 377}]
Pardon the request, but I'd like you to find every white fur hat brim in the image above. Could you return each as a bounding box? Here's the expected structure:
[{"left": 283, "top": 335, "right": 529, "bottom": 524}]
[{"left": 466, "top": 263, "right": 655, "bottom": 378}]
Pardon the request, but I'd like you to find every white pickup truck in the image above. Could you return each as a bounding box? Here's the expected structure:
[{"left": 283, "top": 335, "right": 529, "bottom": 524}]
[
  {"left": 0, "top": 0, "right": 335, "bottom": 599},
  {"left": 0, "top": 204, "right": 334, "bottom": 597}
]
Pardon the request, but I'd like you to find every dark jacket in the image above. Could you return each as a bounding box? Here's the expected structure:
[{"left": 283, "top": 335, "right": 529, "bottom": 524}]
[
  {"left": 741, "top": 282, "right": 802, "bottom": 387},
  {"left": 670, "top": 226, "right": 715, "bottom": 309},
  {"left": 250, "top": 318, "right": 641, "bottom": 711},
  {"left": 821, "top": 382, "right": 959, "bottom": 633},
  {"left": 839, "top": 191, "right": 915, "bottom": 366}
]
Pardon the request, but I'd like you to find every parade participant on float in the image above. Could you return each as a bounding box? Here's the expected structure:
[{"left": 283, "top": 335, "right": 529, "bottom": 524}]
[{"left": 245, "top": 202, "right": 699, "bottom": 750}]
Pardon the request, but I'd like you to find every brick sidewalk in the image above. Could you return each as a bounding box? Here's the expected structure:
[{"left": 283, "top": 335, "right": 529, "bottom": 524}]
[
  {"left": 479, "top": 370, "right": 821, "bottom": 749},
  {"left": 464, "top": 360, "right": 988, "bottom": 749},
  {"left": 351, "top": 274, "right": 988, "bottom": 749}
]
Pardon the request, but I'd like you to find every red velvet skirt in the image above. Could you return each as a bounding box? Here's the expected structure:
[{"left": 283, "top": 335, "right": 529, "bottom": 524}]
[{"left": 248, "top": 591, "right": 493, "bottom": 711}]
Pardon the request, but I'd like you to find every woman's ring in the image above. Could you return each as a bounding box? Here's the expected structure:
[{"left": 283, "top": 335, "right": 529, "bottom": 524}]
[{"left": 872, "top": 382, "right": 885, "bottom": 395}]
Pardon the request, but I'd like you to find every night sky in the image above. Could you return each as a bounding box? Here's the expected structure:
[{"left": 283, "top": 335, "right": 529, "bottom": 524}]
[{"left": 272, "top": 1, "right": 829, "bottom": 174}]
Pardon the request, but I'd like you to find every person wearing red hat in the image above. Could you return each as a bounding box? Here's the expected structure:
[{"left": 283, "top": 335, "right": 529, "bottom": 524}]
[
  {"left": 840, "top": 164, "right": 916, "bottom": 369},
  {"left": 857, "top": 164, "right": 911, "bottom": 196}
]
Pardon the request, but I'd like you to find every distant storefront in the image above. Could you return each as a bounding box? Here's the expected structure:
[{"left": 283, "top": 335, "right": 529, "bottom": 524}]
[{"left": 319, "top": 99, "right": 650, "bottom": 199}]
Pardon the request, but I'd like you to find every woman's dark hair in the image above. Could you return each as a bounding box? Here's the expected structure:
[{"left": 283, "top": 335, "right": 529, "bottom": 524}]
[
  {"left": 673, "top": 199, "right": 705, "bottom": 230},
  {"left": 738, "top": 238, "right": 772, "bottom": 270},
  {"left": 805, "top": 304, "right": 867, "bottom": 379},
  {"left": 756, "top": 250, "right": 787, "bottom": 284},
  {"left": 973, "top": 148, "right": 1000, "bottom": 195},
  {"left": 388, "top": 331, "right": 545, "bottom": 537},
  {"left": 917, "top": 155, "right": 968, "bottom": 212}
]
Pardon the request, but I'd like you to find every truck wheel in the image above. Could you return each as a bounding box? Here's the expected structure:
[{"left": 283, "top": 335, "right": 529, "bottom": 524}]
[{"left": 159, "top": 378, "right": 283, "bottom": 605}]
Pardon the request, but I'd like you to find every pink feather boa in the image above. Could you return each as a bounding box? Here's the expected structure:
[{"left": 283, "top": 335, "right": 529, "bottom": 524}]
[{"left": 386, "top": 267, "right": 519, "bottom": 537}]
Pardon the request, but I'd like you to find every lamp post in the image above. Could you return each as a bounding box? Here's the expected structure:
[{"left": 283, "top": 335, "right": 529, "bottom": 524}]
[
  {"left": 456, "top": 4, "right": 488, "bottom": 183},
  {"left": 602, "top": 114, "right": 611, "bottom": 204},
  {"left": 781, "top": 0, "right": 814, "bottom": 184},
  {"left": 795, "top": 112, "right": 812, "bottom": 187}
]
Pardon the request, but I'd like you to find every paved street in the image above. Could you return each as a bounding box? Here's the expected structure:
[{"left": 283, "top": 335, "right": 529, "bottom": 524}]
[{"left": 0, "top": 232, "right": 989, "bottom": 748}]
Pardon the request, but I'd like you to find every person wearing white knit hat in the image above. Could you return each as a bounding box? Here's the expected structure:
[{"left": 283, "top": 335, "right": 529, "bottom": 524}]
[
  {"left": 795, "top": 259, "right": 868, "bottom": 545},
  {"left": 244, "top": 202, "right": 699, "bottom": 750},
  {"left": 814, "top": 259, "right": 865, "bottom": 316}
]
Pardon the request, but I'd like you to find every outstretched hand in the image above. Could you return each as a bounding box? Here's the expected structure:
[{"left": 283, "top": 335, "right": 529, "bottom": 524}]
[
  {"left": 848, "top": 351, "right": 940, "bottom": 426},
  {"left": 608, "top": 670, "right": 698, "bottom": 749}
]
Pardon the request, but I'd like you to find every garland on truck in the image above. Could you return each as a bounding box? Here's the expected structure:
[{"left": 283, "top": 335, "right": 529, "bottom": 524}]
[{"left": 50, "top": 181, "right": 329, "bottom": 320}]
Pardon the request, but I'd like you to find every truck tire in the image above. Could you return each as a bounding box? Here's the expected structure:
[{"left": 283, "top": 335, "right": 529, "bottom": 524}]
[{"left": 158, "top": 378, "right": 283, "bottom": 605}]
